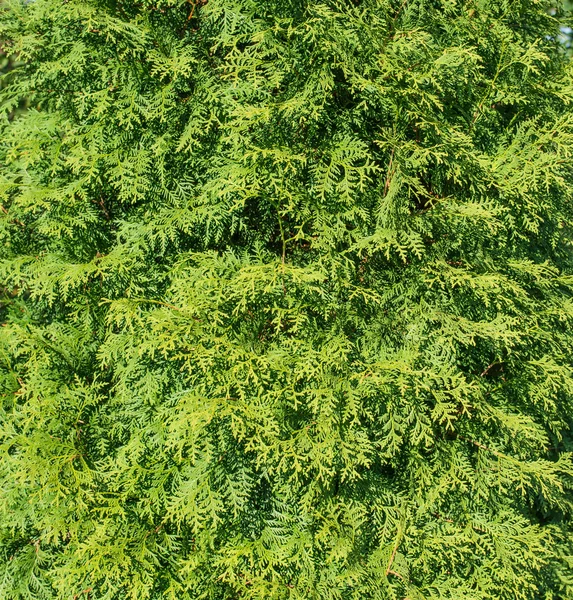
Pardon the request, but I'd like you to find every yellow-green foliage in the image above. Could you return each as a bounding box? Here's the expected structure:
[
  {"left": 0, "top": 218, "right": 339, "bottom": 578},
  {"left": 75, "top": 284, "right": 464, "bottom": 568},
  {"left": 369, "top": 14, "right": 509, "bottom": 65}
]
[{"left": 1, "top": 0, "right": 573, "bottom": 598}]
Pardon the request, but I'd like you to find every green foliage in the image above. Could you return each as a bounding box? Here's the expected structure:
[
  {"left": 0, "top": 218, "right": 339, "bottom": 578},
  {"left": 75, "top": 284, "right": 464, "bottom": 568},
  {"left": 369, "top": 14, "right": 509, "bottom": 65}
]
[{"left": 1, "top": 0, "right": 573, "bottom": 598}]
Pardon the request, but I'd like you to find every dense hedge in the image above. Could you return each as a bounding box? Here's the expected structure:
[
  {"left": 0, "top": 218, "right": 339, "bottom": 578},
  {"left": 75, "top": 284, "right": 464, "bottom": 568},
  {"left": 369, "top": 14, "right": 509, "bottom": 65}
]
[{"left": 1, "top": 1, "right": 573, "bottom": 598}]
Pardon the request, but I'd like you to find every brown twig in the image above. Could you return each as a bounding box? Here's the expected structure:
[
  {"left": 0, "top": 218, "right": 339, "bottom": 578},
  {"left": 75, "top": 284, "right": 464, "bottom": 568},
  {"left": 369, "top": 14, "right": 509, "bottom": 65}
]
[
  {"left": 386, "top": 524, "right": 404, "bottom": 578},
  {"left": 187, "top": 0, "right": 207, "bottom": 21},
  {"left": 383, "top": 148, "right": 396, "bottom": 196},
  {"left": 392, "top": 0, "right": 409, "bottom": 27},
  {"left": 382, "top": 0, "right": 408, "bottom": 50},
  {"left": 0, "top": 205, "right": 25, "bottom": 227},
  {"left": 96, "top": 197, "right": 111, "bottom": 221}
]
